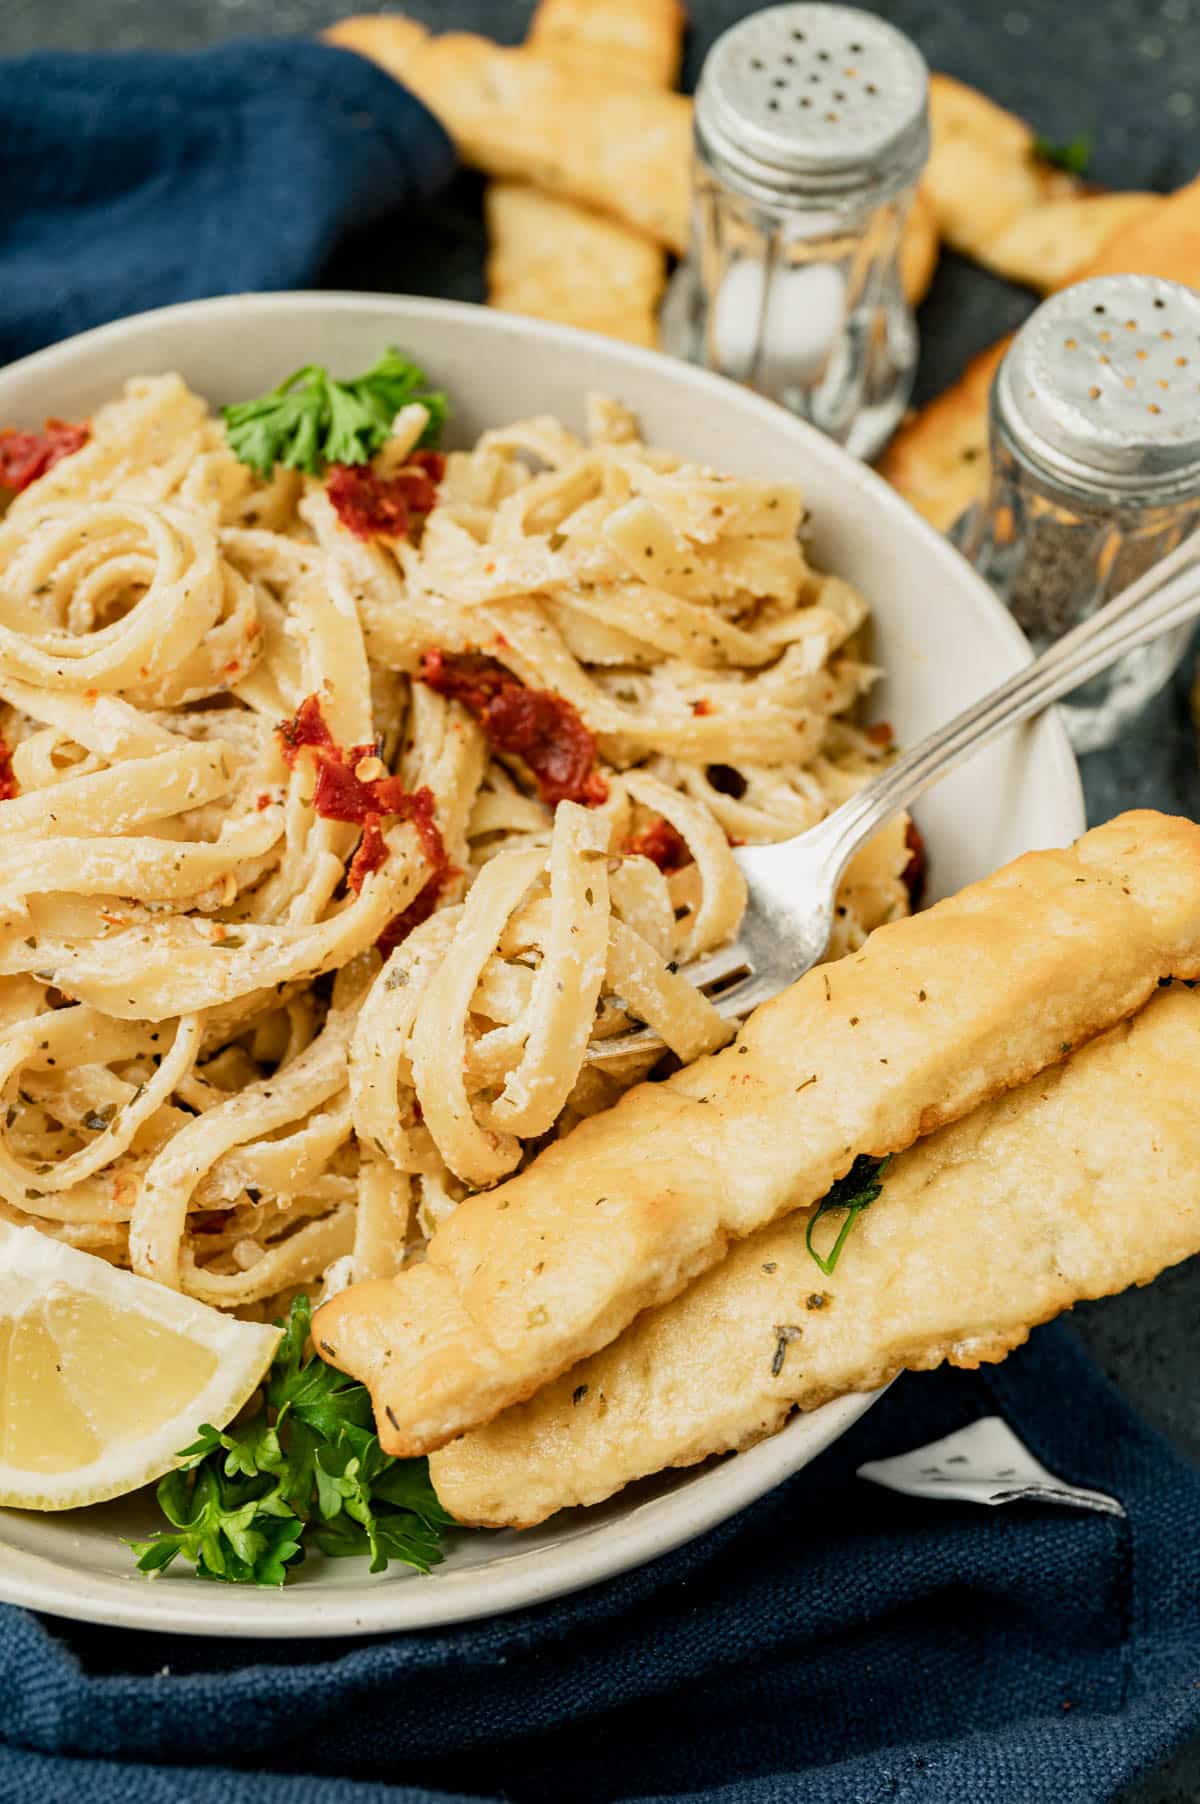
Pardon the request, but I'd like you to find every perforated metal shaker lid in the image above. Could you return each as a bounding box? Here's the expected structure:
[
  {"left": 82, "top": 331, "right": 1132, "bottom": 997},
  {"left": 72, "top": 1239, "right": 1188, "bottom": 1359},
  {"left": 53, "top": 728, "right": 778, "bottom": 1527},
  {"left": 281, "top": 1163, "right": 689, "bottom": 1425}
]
[
  {"left": 995, "top": 275, "right": 1200, "bottom": 502},
  {"left": 695, "top": 3, "right": 929, "bottom": 203}
]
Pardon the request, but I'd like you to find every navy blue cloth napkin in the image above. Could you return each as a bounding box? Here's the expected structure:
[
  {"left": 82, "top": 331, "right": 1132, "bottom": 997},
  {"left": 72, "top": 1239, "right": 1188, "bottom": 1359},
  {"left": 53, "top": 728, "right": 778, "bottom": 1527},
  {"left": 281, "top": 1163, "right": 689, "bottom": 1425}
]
[
  {"left": 2, "top": 35, "right": 1200, "bottom": 1804},
  {"left": 4, "top": 1325, "right": 1200, "bottom": 1804},
  {"left": 0, "top": 38, "right": 455, "bottom": 365}
]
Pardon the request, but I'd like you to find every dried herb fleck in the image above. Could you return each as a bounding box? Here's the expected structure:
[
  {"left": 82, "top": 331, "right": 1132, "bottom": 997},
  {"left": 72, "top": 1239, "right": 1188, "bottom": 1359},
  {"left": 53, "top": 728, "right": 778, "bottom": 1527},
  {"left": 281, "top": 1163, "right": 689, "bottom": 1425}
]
[{"left": 770, "top": 1324, "right": 803, "bottom": 1377}]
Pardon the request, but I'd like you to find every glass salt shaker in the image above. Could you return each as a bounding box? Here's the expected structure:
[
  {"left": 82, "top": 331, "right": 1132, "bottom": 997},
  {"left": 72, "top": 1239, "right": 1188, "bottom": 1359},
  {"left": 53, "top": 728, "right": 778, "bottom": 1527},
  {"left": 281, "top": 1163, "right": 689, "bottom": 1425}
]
[
  {"left": 950, "top": 274, "right": 1200, "bottom": 754},
  {"left": 662, "top": 2, "right": 929, "bottom": 460}
]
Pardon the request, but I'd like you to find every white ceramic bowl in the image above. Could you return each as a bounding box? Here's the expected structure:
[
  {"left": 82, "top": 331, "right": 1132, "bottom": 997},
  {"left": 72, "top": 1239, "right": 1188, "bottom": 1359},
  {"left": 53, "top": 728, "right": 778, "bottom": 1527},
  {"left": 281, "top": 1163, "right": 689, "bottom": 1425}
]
[{"left": 0, "top": 294, "right": 1084, "bottom": 1637}]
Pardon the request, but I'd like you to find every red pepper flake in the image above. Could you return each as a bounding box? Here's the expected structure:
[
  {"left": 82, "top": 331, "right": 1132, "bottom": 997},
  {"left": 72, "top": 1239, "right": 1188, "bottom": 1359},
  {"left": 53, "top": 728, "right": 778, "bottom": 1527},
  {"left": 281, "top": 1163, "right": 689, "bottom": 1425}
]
[
  {"left": 326, "top": 448, "right": 445, "bottom": 542},
  {"left": 625, "top": 816, "right": 690, "bottom": 874},
  {"left": 903, "top": 819, "right": 927, "bottom": 909},
  {"left": 0, "top": 419, "right": 89, "bottom": 493},
  {"left": 419, "top": 649, "right": 607, "bottom": 808},
  {"left": 866, "top": 720, "right": 893, "bottom": 746},
  {"left": 691, "top": 698, "right": 714, "bottom": 717},
  {"left": 276, "top": 697, "right": 451, "bottom": 930},
  {"left": 0, "top": 739, "right": 17, "bottom": 801},
  {"left": 255, "top": 792, "right": 272, "bottom": 811}
]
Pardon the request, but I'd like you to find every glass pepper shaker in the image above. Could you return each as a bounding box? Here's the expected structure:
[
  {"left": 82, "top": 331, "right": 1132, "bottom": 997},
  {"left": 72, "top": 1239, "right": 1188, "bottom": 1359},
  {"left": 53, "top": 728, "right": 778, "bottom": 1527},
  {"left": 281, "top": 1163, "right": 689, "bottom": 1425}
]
[
  {"left": 661, "top": 2, "right": 929, "bottom": 460},
  {"left": 950, "top": 274, "right": 1200, "bottom": 754}
]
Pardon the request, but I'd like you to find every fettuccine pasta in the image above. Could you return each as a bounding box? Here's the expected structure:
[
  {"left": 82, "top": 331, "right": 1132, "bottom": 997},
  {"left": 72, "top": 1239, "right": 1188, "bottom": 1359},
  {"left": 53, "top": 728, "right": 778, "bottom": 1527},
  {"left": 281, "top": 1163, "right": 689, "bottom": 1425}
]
[{"left": 0, "top": 370, "right": 912, "bottom": 1315}]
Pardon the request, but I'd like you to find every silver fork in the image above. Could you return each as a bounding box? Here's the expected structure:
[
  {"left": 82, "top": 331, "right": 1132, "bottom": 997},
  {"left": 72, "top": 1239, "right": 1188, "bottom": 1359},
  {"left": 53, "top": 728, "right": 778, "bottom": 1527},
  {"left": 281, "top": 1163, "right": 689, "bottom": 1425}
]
[{"left": 590, "top": 531, "right": 1200, "bottom": 1065}]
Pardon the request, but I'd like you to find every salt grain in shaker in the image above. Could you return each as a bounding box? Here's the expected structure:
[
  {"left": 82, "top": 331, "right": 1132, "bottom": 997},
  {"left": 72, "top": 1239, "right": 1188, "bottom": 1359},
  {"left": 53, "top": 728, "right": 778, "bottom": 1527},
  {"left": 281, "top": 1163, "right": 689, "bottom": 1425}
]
[
  {"left": 950, "top": 275, "right": 1200, "bottom": 753},
  {"left": 662, "top": 2, "right": 929, "bottom": 459}
]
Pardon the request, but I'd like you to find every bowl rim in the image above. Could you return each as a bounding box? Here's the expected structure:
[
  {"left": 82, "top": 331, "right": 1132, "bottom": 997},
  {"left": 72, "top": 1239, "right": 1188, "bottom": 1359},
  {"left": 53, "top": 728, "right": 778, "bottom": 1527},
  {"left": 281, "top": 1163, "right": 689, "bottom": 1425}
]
[
  {"left": 0, "top": 293, "right": 1084, "bottom": 1636},
  {"left": 0, "top": 285, "right": 1082, "bottom": 826}
]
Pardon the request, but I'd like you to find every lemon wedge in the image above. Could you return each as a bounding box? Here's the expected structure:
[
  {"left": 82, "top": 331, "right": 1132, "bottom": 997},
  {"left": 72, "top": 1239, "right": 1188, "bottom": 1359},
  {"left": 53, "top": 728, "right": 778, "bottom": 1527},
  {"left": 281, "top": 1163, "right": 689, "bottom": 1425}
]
[{"left": 0, "top": 1223, "right": 281, "bottom": 1511}]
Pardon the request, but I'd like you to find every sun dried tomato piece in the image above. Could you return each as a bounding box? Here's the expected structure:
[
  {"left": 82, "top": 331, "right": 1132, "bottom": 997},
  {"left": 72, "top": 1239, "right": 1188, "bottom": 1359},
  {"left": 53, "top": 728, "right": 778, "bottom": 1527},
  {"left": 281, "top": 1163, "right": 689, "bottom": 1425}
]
[
  {"left": 309, "top": 749, "right": 380, "bottom": 824},
  {"left": 347, "top": 817, "right": 389, "bottom": 893},
  {"left": 0, "top": 739, "right": 17, "bottom": 802},
  {"left": 419, "top": 650, "right": 607, "bottom": 808},
  {"left": 419, "top": 650, "right": 503, "bottom": 714},
  {"left": 397, "top": 447, "right": 445, "bottom": 513},
  {"left": 409, "top": 448, "right": 446, "bottom": 482},
  {"left": 276, "top": 697, "right": 451, "bottom": 919},
  {"left": 393, "top": 783, "right": 449, "bottom": 877},
  {"left": 277, "top": 694, "right": 336, "bottom": 762},
  {"left": 626, "top": 817, "right": 690, "bottom": 874},
  {"left": 372, "top": 790, "right": 453, "bottom": 951},
  {"left": 326, "top": 450, "right": 444, "bottom": 541},
  {"left": 376, "top": 872, "right": 445, "bottom": 956},
  {"left": 0, "top": 419, "right": 89, "bottom": 493}
]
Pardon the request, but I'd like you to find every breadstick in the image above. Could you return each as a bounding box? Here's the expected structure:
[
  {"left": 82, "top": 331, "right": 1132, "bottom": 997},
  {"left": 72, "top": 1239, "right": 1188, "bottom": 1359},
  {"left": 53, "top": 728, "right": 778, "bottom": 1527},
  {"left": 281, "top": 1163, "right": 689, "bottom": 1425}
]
[
  {"left": 316, "top": 811, "right": 1200, "bottom": 1455},
  {"left": 527, "top": 0, "right": 685, "bottom": 87},
  {"left": 432, "top": 981, "right": 1200, "bottom": 1524},
  {"left": 487, "top": 0, "right": 683, "bottom": 346},
  {"left": 325, "top": 19, "right": 690, "bottom": 251}
]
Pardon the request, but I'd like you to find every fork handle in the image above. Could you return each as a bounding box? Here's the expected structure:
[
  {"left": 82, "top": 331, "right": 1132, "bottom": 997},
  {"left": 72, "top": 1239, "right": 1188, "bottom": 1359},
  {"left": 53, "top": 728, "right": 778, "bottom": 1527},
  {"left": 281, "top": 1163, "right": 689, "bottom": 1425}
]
[{"left": 808, "top": 532, "right": 1200, "bottom": 874}]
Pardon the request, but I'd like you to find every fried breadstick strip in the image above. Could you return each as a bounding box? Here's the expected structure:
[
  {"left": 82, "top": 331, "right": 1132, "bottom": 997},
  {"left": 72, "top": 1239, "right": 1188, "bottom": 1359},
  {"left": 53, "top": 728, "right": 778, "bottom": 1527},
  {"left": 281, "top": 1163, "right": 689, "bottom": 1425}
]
[
  {"left": 486, "top": 183, "right": 666, "bottom": 346},
  {"left": 315, "top": 812, "right": 1200, "bottom": 1456},
  {"left": 1065, "top": 171, "right": 1200, "bottom": 287},
  {"left": 983, "top": 192, "right": 1158, "bottom": 293},
  {"left": 924, "top": 75, "right": 1159, "bottom": 295},
  {"left": 925, "top": 74, "right": 1081, "bottom": 263},
  {"left": 325, "top": 19, "right": 691, "bottom": 251},
  {"left": 528, "top": 0, "right": 685, "bottom": 87},
  {"left": 486, "top": 0, "right": 681, "bottom": 346},
  {"left": 431, "top": 981, "right": 1200, "bottom": 1524}
]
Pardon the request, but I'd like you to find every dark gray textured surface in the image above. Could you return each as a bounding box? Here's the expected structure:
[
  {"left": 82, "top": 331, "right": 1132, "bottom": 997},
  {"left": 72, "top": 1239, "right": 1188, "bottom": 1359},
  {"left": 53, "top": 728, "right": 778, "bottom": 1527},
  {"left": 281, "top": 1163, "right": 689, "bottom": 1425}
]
[{"left": 6, "top": 3, "right": 1200, "bottom": 1797}]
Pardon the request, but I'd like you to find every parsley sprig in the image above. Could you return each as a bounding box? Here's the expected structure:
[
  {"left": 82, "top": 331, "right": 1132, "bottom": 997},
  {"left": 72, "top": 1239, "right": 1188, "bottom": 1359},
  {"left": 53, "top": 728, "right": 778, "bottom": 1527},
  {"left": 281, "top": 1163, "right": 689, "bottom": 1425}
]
[
  {"left": 222, "top": 347, "right": 448, "bottom": 479},
  {"left": 129, "top": 1296, "right": 454, "bottom": 1586},
  {"left": 805, "top": 1153, "right": 891, "bottom": 1277}
]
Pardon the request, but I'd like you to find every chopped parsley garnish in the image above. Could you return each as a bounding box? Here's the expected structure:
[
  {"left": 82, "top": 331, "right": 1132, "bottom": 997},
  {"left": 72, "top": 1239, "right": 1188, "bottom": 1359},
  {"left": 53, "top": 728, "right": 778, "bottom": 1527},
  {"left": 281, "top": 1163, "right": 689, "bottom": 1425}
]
[
  {"left": 805, "top": 1153, "right": 891, "bottom": 1277},
  {"left": 1032, "top": 132, "right": 1092, "bottom": 176},
  {"left": 129, "top": 1296, "right": 454, "bottom": 1587},
  {"left": 222, "top": 347, "right": 447, "bottom": 478}
]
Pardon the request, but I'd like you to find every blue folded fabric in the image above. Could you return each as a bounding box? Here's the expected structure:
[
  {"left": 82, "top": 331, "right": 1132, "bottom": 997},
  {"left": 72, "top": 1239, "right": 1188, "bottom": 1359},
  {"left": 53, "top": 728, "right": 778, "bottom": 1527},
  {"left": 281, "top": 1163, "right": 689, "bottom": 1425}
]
[
  {"left": 4, "top": 1323, "right": 1200, "bottom": 1803},
  {"left": 0, "top": 39, "right": 455, "bottom": 365}
]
